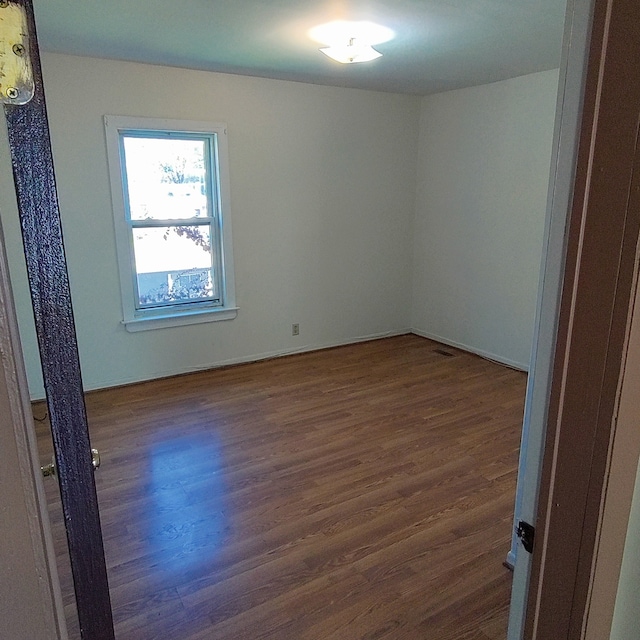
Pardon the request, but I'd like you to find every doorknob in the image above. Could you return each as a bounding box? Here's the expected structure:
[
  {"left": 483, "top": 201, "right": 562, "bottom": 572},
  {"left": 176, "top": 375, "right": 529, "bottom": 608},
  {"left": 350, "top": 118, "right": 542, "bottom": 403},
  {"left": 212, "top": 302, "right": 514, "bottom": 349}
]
[
  {"left": 41, "top": 456, "right": 56, "bottom": 478},
  {"left": 41, "top": 448, "right": 101, "bottom": 477}
]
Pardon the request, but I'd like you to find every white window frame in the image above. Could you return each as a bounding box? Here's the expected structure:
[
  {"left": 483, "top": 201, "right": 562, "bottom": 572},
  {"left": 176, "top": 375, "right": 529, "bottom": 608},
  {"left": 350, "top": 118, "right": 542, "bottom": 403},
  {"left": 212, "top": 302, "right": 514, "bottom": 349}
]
[{"left": 104, "top": 116, "right": 237, "bottom": 332}]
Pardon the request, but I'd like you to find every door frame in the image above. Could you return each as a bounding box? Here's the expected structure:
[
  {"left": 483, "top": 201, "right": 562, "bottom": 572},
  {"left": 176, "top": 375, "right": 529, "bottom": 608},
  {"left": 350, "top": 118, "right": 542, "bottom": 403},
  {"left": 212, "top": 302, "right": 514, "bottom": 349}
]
[
  {"left": 521, "top": 0, "right": 640, "bottom": 636},
  {"left": 507, "top": 0, "right": 595, "bottom": 576},
  {"left": 2, "top": 2, "right": 114, "bottom": 638}
]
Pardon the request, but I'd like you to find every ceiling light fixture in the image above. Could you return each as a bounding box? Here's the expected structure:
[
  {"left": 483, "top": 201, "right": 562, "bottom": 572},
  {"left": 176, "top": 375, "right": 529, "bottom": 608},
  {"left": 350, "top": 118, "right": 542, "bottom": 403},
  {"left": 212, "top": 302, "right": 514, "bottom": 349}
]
[
  {"left": 320, "top": 38, "right": 382, "bottom": 64},
  {"left": 309, "top": 21, "right": 394, "bottom": 65}
]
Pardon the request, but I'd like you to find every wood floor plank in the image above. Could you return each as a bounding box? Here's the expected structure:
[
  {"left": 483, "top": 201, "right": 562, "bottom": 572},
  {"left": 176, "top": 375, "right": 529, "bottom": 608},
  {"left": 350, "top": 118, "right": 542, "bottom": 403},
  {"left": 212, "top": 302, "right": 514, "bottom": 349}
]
[{"left": 34, "top": 334, "right": 526, "bottom": 639}]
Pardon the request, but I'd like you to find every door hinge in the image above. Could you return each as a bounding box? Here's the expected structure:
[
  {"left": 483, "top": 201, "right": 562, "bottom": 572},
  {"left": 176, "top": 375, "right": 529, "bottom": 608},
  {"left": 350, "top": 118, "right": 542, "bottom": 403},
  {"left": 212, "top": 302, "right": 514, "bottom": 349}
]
[
  {"left": 516, "top": 520, "right": 535, "bottom": 554},
  {"left": 0, "top": 1, "right": 35, "bottom": 105}
]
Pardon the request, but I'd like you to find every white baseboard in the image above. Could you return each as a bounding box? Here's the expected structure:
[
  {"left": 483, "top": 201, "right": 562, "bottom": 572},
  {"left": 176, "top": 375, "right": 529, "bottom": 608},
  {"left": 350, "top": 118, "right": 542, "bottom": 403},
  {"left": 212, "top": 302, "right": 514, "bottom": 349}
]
[
  {"left": 30, "top": 326, "right": 527, "bottom": 400},
  {"left": 410, "top": 328, "right": 529, "bottom": 372},
  {"left": 57, "top": 328, "right": 413, "bottom": 399}
]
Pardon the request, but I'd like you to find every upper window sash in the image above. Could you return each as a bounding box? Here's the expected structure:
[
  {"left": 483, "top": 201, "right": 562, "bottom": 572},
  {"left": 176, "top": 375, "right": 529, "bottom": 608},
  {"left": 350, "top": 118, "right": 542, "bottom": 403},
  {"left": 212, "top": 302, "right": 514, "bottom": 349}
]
[{"left": 118, "top": 130, "right": 219, "bottom": 224}]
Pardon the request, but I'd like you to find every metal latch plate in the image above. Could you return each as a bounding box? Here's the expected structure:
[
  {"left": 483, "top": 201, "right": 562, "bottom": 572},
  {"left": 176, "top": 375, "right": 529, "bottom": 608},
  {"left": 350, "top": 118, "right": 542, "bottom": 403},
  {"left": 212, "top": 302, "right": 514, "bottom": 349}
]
[
  {"left": 516, "top": 520, "right": 535, "bottom": 554},
  {"left": 0, "top": 2, "right": 34, "bottom": 105}
]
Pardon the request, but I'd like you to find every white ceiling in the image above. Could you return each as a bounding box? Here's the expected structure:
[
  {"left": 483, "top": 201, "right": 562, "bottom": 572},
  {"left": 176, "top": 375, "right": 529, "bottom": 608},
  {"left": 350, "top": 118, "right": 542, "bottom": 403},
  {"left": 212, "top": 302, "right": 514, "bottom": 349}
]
[{"left": 32, "top": 0, "right": 568, "bottom": 96}]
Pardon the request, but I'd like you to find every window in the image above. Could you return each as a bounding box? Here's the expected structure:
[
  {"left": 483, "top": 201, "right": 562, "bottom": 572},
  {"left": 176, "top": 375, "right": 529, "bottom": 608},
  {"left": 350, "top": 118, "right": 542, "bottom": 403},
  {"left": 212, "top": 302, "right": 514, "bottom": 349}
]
[{"left": 105, "top": 116, "right": 236, "bottom": 331}]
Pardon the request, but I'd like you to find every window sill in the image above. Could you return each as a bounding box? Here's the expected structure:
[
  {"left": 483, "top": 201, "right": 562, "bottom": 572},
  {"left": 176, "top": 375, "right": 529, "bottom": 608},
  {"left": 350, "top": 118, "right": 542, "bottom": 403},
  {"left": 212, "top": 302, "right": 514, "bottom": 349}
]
[{"left": 123, "top": 306, "right": 238, "bottom": 332}]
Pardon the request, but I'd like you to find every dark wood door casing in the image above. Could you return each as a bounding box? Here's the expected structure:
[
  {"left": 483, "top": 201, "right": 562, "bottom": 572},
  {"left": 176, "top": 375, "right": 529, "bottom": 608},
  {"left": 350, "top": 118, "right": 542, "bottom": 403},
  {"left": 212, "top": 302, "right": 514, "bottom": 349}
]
[{"left": 2, "top": 1, "right": 114, "bottom": 638}]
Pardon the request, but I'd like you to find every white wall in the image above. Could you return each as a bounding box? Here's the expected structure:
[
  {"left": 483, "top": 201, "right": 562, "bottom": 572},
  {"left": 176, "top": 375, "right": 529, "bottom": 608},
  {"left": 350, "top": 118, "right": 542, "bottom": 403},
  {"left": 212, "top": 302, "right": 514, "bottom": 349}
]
[
  {"left": 0, "top": 57, "right": 560, "bottom": 398},
  {"left": 411, "top": 70, "right": 559, "bottom": 369},
  {"left": 0, "top": 54, "right": 420, "bottom": 397}
]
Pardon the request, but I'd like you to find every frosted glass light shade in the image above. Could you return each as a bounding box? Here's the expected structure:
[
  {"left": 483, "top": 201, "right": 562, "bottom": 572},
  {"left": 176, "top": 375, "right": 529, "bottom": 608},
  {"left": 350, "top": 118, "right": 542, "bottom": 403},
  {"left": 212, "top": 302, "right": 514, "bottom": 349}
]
[
  {"left": 309, "top": 21, "right": 394, "bottom": 47},
  {"left": 320, "top": 41, "right": 382, "bottom": 64}
]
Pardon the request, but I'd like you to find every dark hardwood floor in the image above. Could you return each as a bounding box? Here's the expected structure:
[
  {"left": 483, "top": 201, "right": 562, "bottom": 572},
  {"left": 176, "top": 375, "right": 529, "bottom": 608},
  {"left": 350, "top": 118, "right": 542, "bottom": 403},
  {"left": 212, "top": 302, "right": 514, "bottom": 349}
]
[{"left": 34, "top": 334, "right": 526, "bottom": 639}]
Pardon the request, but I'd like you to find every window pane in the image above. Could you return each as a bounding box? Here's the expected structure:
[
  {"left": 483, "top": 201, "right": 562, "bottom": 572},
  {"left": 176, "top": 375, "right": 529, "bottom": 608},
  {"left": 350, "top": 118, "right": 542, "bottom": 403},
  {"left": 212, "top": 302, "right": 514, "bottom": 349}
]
[
  {"left": 122, "top": 136, "right": 209, "bottom": 221},
  {"left": 132, "top": 225, "right": 217, "bottom": 307}
]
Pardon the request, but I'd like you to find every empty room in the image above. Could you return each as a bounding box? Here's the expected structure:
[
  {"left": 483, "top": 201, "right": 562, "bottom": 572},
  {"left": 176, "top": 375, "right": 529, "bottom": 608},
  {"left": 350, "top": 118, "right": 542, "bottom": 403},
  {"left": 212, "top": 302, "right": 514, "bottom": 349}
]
[{"left": 3, "top": 1, "right": 640, "bottom": 639}]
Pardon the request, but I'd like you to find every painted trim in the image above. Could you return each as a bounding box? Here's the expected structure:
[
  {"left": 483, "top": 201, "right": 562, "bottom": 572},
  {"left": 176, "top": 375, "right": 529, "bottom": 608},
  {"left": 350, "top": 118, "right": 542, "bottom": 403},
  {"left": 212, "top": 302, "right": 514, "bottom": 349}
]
[
  {"left": 523, "top": 0, "right": 640, "bottom": 634},
  {"left": 123, "top": 305, "right": 238, "bottom": 332},
  {"left": 410, "top": 328, "right": 529, "bottom": 372},
  {"left": 29, "top": 328, "right": 413, "bottom": 400},
  {"left": 506, "top": 0, "right": 594, "bottom": 631}
]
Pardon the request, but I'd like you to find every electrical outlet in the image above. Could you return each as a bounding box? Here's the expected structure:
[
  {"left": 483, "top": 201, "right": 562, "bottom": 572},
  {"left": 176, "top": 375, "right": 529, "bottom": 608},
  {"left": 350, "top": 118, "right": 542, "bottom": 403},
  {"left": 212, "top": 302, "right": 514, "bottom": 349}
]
[{"left": 292, "top": 323, "right": 300, "bottom": 336}]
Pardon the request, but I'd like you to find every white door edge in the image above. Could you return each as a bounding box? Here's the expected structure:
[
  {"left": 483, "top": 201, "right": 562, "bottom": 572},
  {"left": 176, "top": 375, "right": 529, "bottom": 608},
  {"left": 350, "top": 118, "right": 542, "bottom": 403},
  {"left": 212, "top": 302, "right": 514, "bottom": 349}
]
[{"left": 507, "top": 0, "right": 596, "bottom": 636}]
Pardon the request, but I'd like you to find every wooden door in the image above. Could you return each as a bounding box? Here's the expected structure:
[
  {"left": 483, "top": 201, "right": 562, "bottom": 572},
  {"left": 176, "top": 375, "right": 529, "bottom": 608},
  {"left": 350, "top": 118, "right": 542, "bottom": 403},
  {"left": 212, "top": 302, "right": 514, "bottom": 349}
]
[
  {"left": 1, "top": 1, "right": 114, "bottom": 638},
  {"left": 0, "top": 217, "right": 66, "bottom": 639}
]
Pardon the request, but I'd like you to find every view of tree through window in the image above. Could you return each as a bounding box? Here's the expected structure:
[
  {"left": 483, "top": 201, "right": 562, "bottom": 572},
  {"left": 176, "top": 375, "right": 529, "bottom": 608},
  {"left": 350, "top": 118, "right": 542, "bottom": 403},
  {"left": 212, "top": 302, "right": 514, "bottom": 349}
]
[{"left": 121, "top": 134, "right": 220, "bottom": 309}]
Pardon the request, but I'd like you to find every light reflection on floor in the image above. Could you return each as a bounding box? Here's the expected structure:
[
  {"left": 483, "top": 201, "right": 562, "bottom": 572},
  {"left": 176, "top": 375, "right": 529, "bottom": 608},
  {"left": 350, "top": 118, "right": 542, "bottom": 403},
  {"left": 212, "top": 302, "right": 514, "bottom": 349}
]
[{"left": 148, "top": 434, "right": 229, "bottom": 572}]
